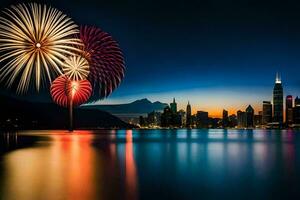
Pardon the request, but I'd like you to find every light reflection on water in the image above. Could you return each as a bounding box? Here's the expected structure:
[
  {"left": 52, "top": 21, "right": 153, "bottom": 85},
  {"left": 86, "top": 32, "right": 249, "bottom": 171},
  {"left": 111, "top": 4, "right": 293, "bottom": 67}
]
[{"left": 0, "top": 129, "right": 300, "bottom": 200}]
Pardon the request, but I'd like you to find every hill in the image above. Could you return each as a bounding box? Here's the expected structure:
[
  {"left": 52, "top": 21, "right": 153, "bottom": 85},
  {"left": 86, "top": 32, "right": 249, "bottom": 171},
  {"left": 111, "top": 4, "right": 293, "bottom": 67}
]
[
  {"left": 83, "top": 98, "right": 168, "bottom": 115},
  {"left": 0, "top": 95, "right": 135, "bottom": 130}
]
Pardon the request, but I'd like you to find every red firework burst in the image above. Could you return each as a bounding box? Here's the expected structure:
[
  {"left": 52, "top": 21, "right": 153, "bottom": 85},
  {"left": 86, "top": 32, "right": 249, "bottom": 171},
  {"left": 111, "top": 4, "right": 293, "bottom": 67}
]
[
  {"left": 79, "top": 26, "right": 125, "bottom": 100},
  {"left": 50, "top": 75, "right": 92, "bottom": 107}
]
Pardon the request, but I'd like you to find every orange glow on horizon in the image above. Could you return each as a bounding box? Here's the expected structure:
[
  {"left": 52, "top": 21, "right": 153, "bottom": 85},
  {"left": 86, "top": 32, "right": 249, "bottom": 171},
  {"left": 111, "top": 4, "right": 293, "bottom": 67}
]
[{"left": 190, "top": 105, "right": 262, "bottom": 118}]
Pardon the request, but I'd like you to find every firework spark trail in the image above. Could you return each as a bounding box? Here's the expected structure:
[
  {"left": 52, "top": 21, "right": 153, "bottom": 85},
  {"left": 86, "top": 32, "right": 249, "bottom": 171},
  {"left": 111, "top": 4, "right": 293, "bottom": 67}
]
[{"left": 0, "top": 3, "right": 82, "bottom": 93}]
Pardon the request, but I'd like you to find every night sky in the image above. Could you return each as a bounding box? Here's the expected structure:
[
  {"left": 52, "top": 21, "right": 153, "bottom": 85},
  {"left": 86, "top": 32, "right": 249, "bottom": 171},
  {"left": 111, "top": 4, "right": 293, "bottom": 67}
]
[{"left": 1, "top": 0, "right": 300, "bottom": 116}]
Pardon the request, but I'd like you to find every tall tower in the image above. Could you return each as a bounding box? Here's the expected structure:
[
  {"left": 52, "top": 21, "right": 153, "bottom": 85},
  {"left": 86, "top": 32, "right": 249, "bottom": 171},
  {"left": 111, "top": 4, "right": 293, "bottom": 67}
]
[
  {"left": 286, "top": 95, "right": 293, "bottom": 125},
  {"left": 246, "top": 105, "right": 254, "bottom": 128},
  {"left": 273, "top": 73, "right": 283, "bottom": 124},
  {"left": 222, "top": 109, "right": 229, "bottom": 128},
  {"left": 186, "top": 101, "right": 192, "bottom": 127},
  {"left": 170, "top": 98, "right": 177, "bottom": 113},
  {"left": 294, "top": 97, "right": 300, "bottom": 124},
  {"left": 237, "top": 110, "right": 247, "bottom": 128}
]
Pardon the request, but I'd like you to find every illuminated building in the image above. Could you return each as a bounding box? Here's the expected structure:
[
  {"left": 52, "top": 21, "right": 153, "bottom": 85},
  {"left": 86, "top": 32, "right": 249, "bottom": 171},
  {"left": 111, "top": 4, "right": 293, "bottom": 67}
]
[
  {"left": 160, "top": 106, "right": 172, "bottom": 127},
  {"left": 139, "top": 116, "right": 146, "bottom": 127},
  {"left": 178, "top": 109, "right": 186, "bottom": 126},
  {"left": 262, "top": 101, "right": 272, "bottom": 124},
  {"left": 254, "top": 111, "right": 263, "bottom": 127},
  {"left": 273, "top": 73, "right": 283, "bottom": 124},
  {"left": 286, "top": 95, "right": 293, "bottom": 125},
  {"left": 237, "top": 110, "right": 247, "bottom": 128},
  {"left": 147, "top": 111, "right": 161, "bottom": 127},
  {"left": 295, "top": 96, "right": 300, "bottom": 106},
  {"left": 294, "top": 96, "right": 300, "bottom": 125},
  {"left": 186, "top": 101, "right": 192, "bottom": 127},
  {"left": 160, "top": 106, "right": 181, "bottom": 127}
]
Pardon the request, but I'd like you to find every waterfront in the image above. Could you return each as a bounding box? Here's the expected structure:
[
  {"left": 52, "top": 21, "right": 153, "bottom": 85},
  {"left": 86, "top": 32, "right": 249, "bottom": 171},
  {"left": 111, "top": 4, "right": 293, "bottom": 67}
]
[{"left": 1, "top": 129, "right": 300, "bottom": 200}]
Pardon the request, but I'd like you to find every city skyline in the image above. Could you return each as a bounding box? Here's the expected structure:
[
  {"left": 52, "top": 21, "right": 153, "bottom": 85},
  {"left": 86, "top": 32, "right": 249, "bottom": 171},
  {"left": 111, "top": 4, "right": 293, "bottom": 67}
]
[
  {"left": 138, "top": 72, "right": 300, "bottom": 129},
  {"left": 95, "top": 73, "right": 299, "bottom": 118}
]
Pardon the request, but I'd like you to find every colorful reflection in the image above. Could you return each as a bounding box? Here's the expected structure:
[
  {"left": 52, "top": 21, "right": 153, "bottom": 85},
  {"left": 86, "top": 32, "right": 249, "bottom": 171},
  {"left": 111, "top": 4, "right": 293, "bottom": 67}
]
[
  {"left": 0, "top": 129, "right": 299, "bottom": 200},
  {"left": 0, "top": 130, "right": 139, "bottom": 200},
  {"left": 125, "top": 130, "right": 138, "bottom": 200},
  {"left": 1, "top": 131, "right": 100, "bottom": 200}
]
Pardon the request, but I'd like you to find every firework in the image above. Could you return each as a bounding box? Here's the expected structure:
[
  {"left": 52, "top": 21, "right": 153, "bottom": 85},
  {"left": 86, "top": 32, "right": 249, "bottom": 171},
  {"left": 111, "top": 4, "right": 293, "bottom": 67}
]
[
  {"left": 50, "top": 75, "right": 92, "bottom": 107},
  {"left": 0, "top": 3, "right": 81, "bottom": 93},
  {"left": 79, "top": 26, "right": 125, "bottom": 100},
  {"left": 62, "top": 55, "right": 89, "bottom": 81}
]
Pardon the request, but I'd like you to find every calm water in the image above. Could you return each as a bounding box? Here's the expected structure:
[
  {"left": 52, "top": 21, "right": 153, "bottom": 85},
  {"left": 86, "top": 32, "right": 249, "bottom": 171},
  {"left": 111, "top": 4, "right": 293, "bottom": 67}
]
[{"left": 0, "top": 129, "right": 300, "bottom": 200}]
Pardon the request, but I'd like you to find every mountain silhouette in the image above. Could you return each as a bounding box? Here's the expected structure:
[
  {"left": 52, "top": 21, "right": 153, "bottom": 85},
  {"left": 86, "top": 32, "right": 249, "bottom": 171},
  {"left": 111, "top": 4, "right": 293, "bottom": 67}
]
[
  {"left": 83, "top": 98, "right": 168, "bottom": 115},
  {"left": 0, "top": 94, "right": 135, "bottom": 130}
]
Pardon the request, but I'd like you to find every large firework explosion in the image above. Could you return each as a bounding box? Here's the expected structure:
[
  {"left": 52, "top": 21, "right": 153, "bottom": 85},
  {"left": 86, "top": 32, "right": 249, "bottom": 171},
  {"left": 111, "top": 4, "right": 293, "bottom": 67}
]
[
  {"left": 50, "top": 75, "right": 92, "bottom": 108},
  {"left": 79, "top": 26, "right": 125, "bottom": 100},
  {"left": 0, "top": 3, "right": 81, "bottom": 93}
]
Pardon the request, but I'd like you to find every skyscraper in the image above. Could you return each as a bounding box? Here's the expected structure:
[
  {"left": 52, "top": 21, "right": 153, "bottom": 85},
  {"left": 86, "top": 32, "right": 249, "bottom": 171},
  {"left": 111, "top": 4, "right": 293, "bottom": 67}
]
[
  {"left": 161, "top": 104, "right": 181, "bottom": 128},
  {"left": 196, "top": 111, "right": 209, "bottom": 128},
  {"left": 160, "top": 106, "right": 172, "bottom": 127},
  {"left": 246, "top": 105, "right": 254, "bottom": 128},
  {"left": 262, "top": 101, "right": 272, "bottom": 124},
  {"left": 295, "top": 96, "right": 300, "bottom": 106},
  {"left": 237, "top": 110, "right": 247, "bottom": 128},
  {"left": 228, "top": 114, "right": 237, "bottom": 127},
  {"left": 178, "top": 109, "right": 186, "bottom": 126},
  {"left": 170, "top": 98, "right": 177, "bottom": 113},
  {"left": 273, "top": 73, "right": 283, "bottom": 124},
  {"left": 147, "top": 111, "right": 161, "bottom": 127},
  {"left": 286, "top": 95, "right": 293, "bottom": 125},
  {"left": 254, "top": 111, "right": 263, "bottom": 127},
  {"left": 186, "top": 101, "right": 192, "bottom": 127},
  {"left": 293, "top": 96, "right": 300, "bottom": 125},
  {"left": 222, "top": 109, "right": 229, "bottom": 128}
]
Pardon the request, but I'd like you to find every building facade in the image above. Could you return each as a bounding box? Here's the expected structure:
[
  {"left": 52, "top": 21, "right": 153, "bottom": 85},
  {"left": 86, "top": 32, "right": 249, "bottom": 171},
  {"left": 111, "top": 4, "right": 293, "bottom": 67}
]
[
  {"left": 237, "top": 110, "right": 247, "bottom": 128},
  {"left": 196, "top": 111, "right": 209, "bottom": 128},
  {"left": 228, "top": 114, "right": 238, "bottom": 127},
  {"left": 160, "top": 106, "right": 172, "bottom": 127},
  {"left": 254, "top": 111, "right": 263, "bottom": 127},
  {"left": 186, "top": 101, "right": 192, "bottom": 127},
  {"left": 262, "top": 101, "right": 272, "bottom": 124},
  {"left": 222, "top": 109, "right": 229, "bottom": 128},
  {"left": 178, "top": 109, "right": 186, "bottom": 126},
  {"left": 170, "top": 98, "right": 177, "bottom": 113},
  {"left": 286, "top": 95, "right": 293, "bottom": 125},
  {"left": 147, "top": 111, "right": 161, "bottom": 127},
  {"left": 246, "top": 105, "right": 254, "bottom": 128},
  {"left": 160, "top": 105, "right": 181, "bottom": 127},
  {"left": 294, "top": 97, "right": 300, "bottom": 125},
  {"left": 273, "top": 73, "right": 283, "bottom": 124}
]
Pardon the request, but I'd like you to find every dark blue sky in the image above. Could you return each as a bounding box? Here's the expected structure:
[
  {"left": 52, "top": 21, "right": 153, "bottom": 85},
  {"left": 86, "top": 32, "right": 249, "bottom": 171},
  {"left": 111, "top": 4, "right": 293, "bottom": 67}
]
[{"left": 1, "top": 0, "right": 300, "bottom": 116}]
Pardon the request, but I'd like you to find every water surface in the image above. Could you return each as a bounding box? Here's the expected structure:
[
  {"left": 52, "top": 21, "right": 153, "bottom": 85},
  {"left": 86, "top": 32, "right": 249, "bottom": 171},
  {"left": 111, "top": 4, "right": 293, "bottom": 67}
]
[{"left": 1, "top": 129, "right": 300, "bottom": 200}]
